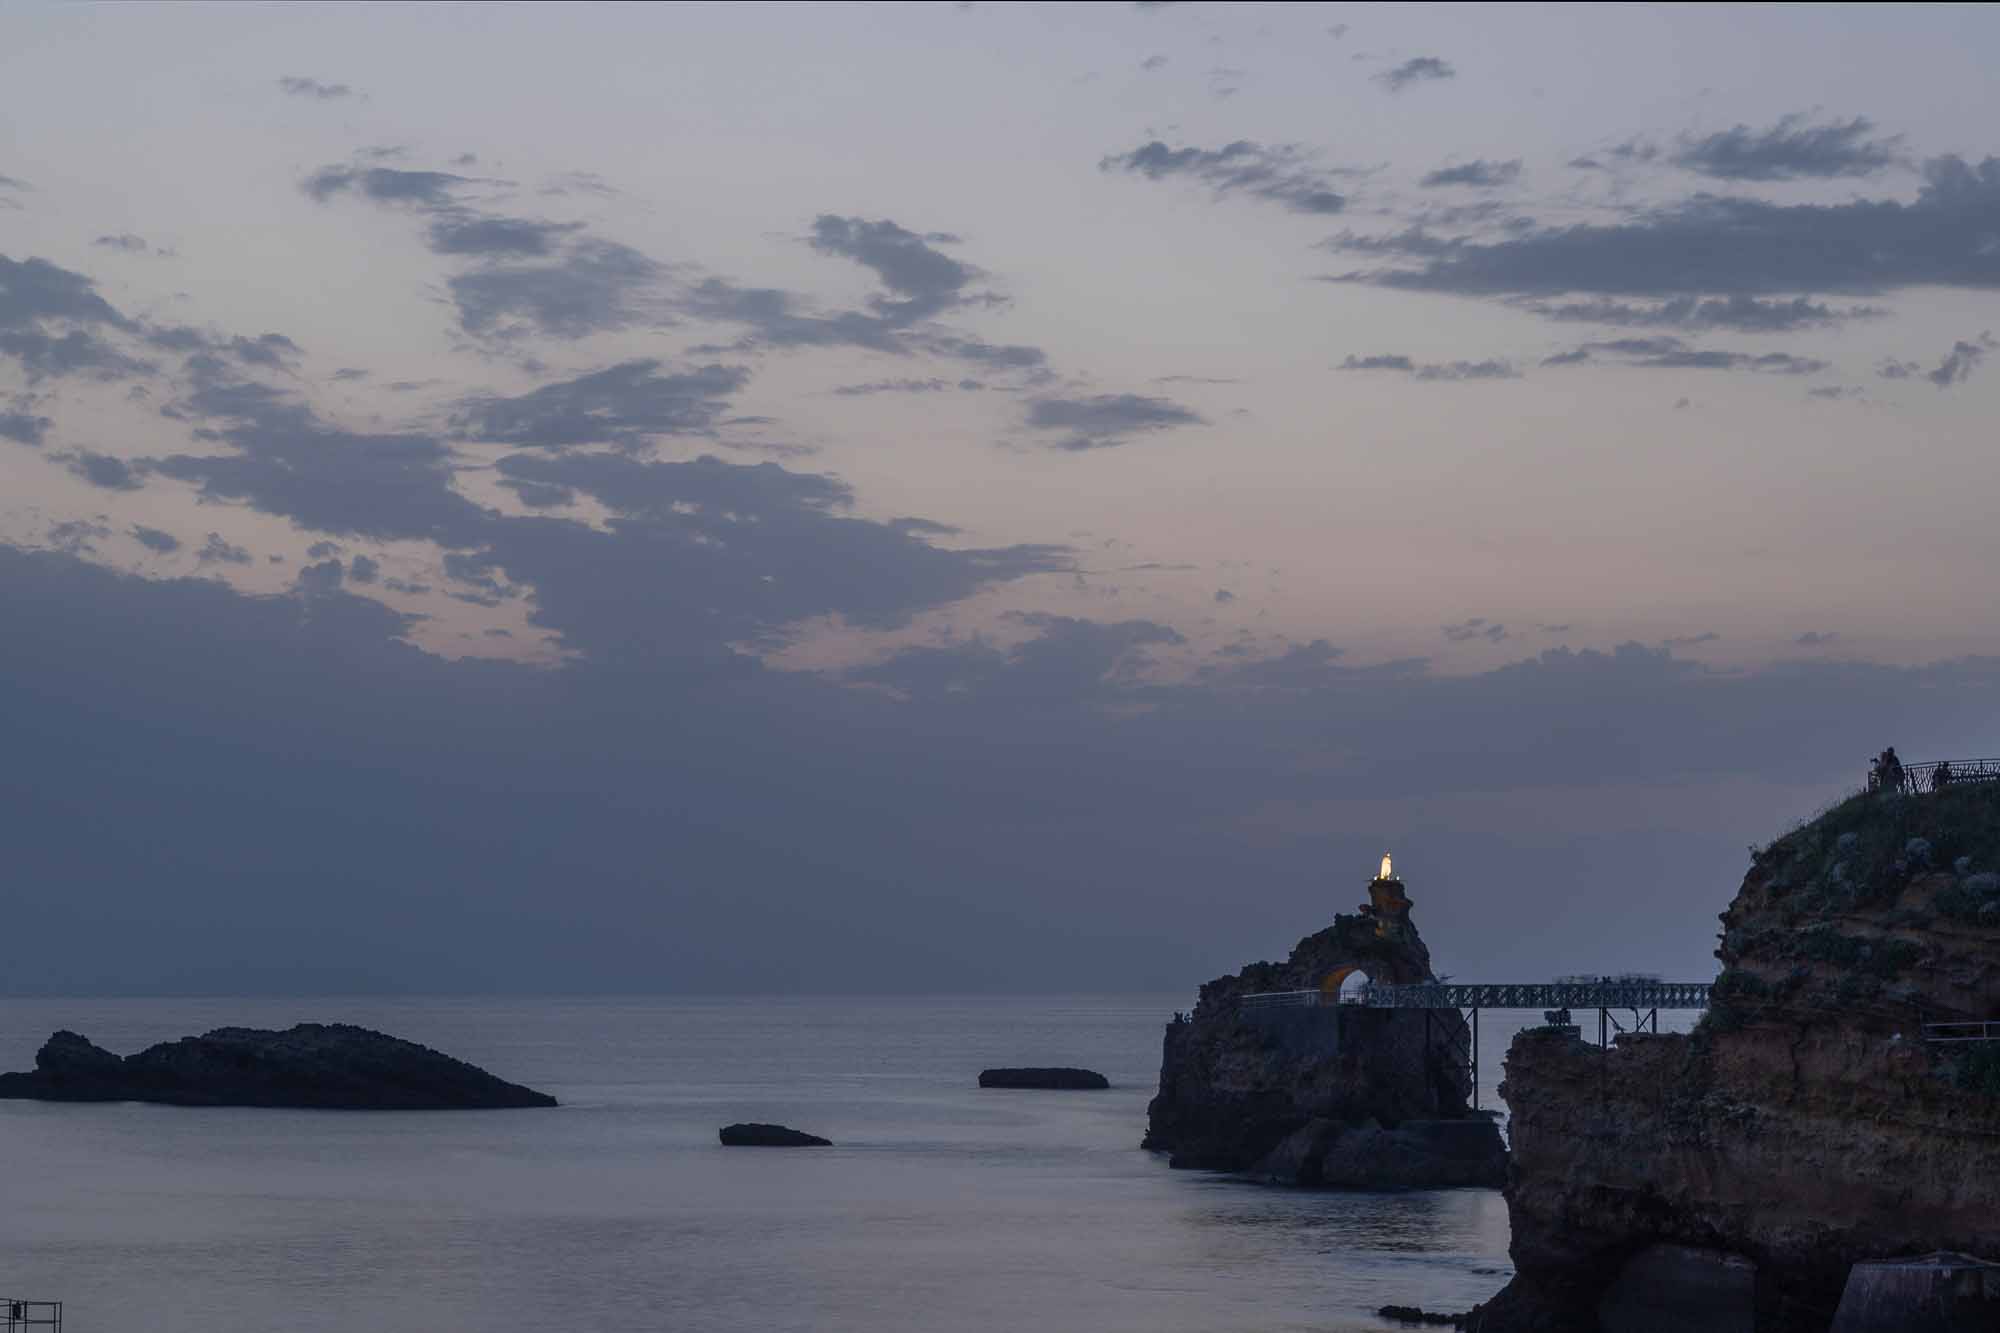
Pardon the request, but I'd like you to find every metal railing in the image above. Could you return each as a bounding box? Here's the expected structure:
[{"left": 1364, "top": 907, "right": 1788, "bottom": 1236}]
[
  {"left": 1868, "top": 757, "right": 2000, "bottom": 795},
  {"left": 1239, "top": 980, "right": 1712, "bottom": 1012},
  {"left": 1925, "top": 1021, "right": 2000, "bottom": 1044},
  {"left": 2, "top": 1301, "right": 61, "bottom": 1331}
]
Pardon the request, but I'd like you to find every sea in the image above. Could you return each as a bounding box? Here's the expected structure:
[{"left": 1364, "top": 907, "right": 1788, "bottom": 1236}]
[{"left": 0, "top": 995, "right": 1566, "bottom": 1333}]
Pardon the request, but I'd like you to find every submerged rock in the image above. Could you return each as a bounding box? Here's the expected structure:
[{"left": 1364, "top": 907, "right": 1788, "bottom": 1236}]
[
  {"left": 977, "top": 1067, "right": 1109, "bottom": 1090},
  {"left": 0, "top": 1024, "right": 557, "bottom": 1109},
  {"left": 719, "top": 1122, "right": 831, "bottom": 1146}
]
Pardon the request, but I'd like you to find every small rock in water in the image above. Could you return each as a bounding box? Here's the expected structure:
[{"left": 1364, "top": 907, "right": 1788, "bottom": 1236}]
[
  {"left": 1377, "top": 1304, "right": 1463, "bottom": 1327},
  {"left": 719, "top": 1122, "right": 831, "bottom": 1147},
  {"left": 977, "top": 1067, "right": 1109, "bottom": 1090}
]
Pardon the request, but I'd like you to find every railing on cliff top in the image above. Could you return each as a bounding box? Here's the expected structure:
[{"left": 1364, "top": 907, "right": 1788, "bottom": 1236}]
[
  {"left": 1868, "top": 757, "right": 2000, "bottom": 795},
  {"left": 1239, "top": 979, "right": 1712, "bottom": 1012}
]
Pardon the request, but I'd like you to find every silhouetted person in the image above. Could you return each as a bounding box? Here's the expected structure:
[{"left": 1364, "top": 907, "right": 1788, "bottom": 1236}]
[
  {"left": 1932, "top": 760, "right": 1954, "bottom": 792},
  {"left": 1877, "top": 746, "right": 1904, "bottom": 793}
]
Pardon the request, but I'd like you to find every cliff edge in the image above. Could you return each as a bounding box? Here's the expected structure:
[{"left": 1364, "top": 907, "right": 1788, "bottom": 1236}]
[
  {"left": 1144, "top": 869, "right": 1505, "bottom": 1188},
  {"left": 1468, "top": 780, "right": 2000, "bottom": 1331}
]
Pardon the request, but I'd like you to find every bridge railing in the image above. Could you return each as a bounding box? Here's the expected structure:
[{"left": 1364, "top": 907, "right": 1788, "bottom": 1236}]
[
  {"left": 1924, "top": 1021, "right": 2000, "bottom": 1044},
  {"left": 1868, "top": 757, "right": 2000, "bottom": 795},
  {"left": 1238, "top": 980, "right": 1713, "bottom": 1011}
]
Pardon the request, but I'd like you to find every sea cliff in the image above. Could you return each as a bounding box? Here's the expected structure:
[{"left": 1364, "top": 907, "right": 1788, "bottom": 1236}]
[
  {"left": 1467, "top": 781, "right": 2000, "bottom": 1331},
  {"left": 1145, "top": 871, "right": 1506, "bottom": 1188}
]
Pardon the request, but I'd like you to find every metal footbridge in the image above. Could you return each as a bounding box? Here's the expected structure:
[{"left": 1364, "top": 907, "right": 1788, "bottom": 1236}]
[
  {"left": 1240, "top": 978, "right": 1712, "bottom": 1014},
  {"left": 1237, "top": 977, "right": 1712, "bottom": 1108}
]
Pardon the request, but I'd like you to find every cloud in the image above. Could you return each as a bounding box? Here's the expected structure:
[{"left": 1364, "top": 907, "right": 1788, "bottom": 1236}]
[
  {"left": 303, "top": 165, "right": 474, "bottom": 208},
  {"left": 1214, "top": 588, "right": 1235, "bottom": 603},
  {"left": 60, "top": 449, "right": 144, "bottom": 490},
  {"left": 447, "top": 238, "right": 666, "bottom": 340},
  {"left": 278, "top": 76, "right": 353, "bottom": 100},
  {"left": 197, "top": 533, "right": 253, "bottom": 565},
  {"left": 832, "top": 377, "right": 982, "bottom": 396},
  {"left": 1336, "top": 154, "right": 2000, "bottom": 301},
  {"left": 1443, "top": 617, "right": 1507, "bottom": 643},
  {"left": 0, "top": 409, "right": 52, "bottom": 444},
  {"left": 348, "top": 554, "right": 380, "bottom": 584},
  {"left": 1, "top": 254, "right": 133, "bottom": 329},
  {"left": 1376, "top": 57, "right": 1455, "bottom": 92},
  {"left": 1339, "top": 354, "right": 1518, "bottom": 381},
  {"left": 1022, "top": 393, "right": 1204, "bottom": 451},
  {"left": 0, "top": 328, "right": 152, "bottom": 381},
  {"left": 1517, "top": 294, "right": 1877, "bottom": 332},
  {"left": 46, "top": 519, "right": 110, "bottom": 554},
  {"left": 1808, "top": 385, "right": 1864, "bottom": 401},
  {"left": 1671, "top": 114, "right": 1902, "bottom": 182},
  {"left": 426, "top": 215, "right": 585, "bottom": 257},
  {"left": 92, "top": 233, "right": 149, "bottom": 253},
  {"left": 296, "top": 558, "right": 346, "bottom": 594},
  {"left": 1541, "top": 336, "right": 1826, "bottom": 375},
  {"left": 1925, "top": 332, "right": 1995, "bottom": 388},
  {"left": 332, "top": 368, "right": 369, "bottom": 382},
  {"left": 1795, "top": 631, "right": 1838, "bottom": 646},
  {"left": 130, "top": 525, "right": 180, "bottom": 554},
  {"left": 808, "top": 215, "right": 983, "bottom": 322},
  {"left": 1664, "top": 631, "right": 1720, "bottom": 647},
  {"left": 1141, "top": 54, "right": 1168, "bottom": 71},
  {"left": 452, "top": 360, "right": 751, "bottom": 449},
  {"left": 1099, "top": 140, "right": 1350, "bottom": 215},
  {"left": 1420, "top": 159, "right": 1521, "bottom": 189}
]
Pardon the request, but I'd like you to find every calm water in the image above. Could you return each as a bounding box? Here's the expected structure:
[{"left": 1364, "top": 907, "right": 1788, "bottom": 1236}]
[{"left": 0, "top": 996, "right": 1530, "bottom": 1332}]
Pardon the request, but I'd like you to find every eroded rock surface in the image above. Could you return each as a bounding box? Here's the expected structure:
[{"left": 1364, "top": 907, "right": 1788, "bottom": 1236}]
[
  {"left": 0, "top": 1023, "right": 557, "bottom": 1109},
  {"left": 1466, "top": 782, "right": 2000, "bottom": 1332},
  {"left": 1144, "top": 871, "right": 1505, "bottom": 1187}
]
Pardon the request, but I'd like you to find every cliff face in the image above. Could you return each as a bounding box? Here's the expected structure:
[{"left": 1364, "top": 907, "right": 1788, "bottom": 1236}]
[
  {"left": 1144, "top": 876, "right": 1504, "bottom": 1188},
  {"left": 1470, "top": 782, "right": 2000, "bottom": 1332}
]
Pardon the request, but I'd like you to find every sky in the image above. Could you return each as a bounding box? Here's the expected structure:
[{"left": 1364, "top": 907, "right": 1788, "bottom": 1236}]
[{"left": 3, "top": 2, "right": 1999, "bottom": 996}]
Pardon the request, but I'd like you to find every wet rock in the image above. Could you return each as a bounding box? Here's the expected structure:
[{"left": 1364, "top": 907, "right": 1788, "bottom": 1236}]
[
  {"left": 0, "top": 1024, "right": 557, "bottom": 1109},
  {"left": 977, "top": 1067, "right": 1108, "bottom": 1090},
  {"left": 719, "top": 1122, "right": 831, "bottom": 1146}
]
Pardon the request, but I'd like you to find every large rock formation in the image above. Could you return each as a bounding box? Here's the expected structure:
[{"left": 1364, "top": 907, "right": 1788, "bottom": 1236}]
[
  {"left": 0, "top": 1023, "right": 557, "bottom": 1109},
  {"left": 978, "top": 1067, "right": 1109, "bottom": 1089},
  {"left": 1467, "top": 780, "right": 2000, "bottom": 1332},
  {"left": 1144, "top": 867, "right": 1506, "bottom": 1188}
]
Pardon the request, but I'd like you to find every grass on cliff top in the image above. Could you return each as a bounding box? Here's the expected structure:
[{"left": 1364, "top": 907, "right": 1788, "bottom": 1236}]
[{"left": 1755, "top": 779, "right": 2000, "bottom": 921}]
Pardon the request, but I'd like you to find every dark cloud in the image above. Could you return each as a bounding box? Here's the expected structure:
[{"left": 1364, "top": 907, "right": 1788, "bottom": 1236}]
[
  {"left": 5, "top": 543, "right": 1997, "bottom": 995},
  {"left": 447, "top": 238, "right": 666, "bottom": 340},
  {"left": 332, "top": 368, "right": 369, "bottom": 382},
  {"left": 426, "top": 215, "right": 584, "bottom": 257},
  {"left": 1443, "top": 617, "right": 1507, "bottom": 643},
  {"left": 1099, "top": 140, "right": 1349, "bottom": 215},
  {"left": 1925, "top": 333, "right": 1995, "bottom": 389},
  {"left": 197, "top": 533, "right": 253, "bottom": 566},
  {"left": 0, "top": 328, "right": 152, "bottom": 381},
  {"left": 1795, "top": 631, "right": 1838, "bottom": 646},
  {"left": 833, "top": 377, "right": 973, "bottom": 396},
  {"left": 348, "top": 554, "right": 380, "bottom": 584},
  {"left": 809, "top": 215, "right": 980, "bottom": 322},
  {"left": 60, "top": 450, "right": 143, "bottom": 491},
  {"left": 1541, "top": 336, "right": 1826, "bottom": 375},
  {"left": 1808, "top": 386, "right": 1864, "bottom": 401},
  {"left": 278, "top": 76, "right": 353, "bottom": 100},
  {"left": 1214, "top": 588, "right": 1234, "bottom": 603},
  {"left": 0, "top": 409, "right": 51, "bottom": 444},
  {"left": 296, "top": 558, "right": 346, "bottom": 594},
  {"left": 1671, "top": 114, "right": 1902, "bottom": 182},
  {"left": 452, "top": 360, "right": 750, "bottom": 449},
  {"left": 1339, "top": 354, "right": 1517, "bottom": 381},
  {"left": 1, "top": 254, "right": 132, "bottom": 328},
  {"left": 229, "top": 333, "right": 303, "bottom": 368},
  {"left": 1664, "top": 632, "right": 1720, "bottom": 647},
  {"left": 1377, "top": 57, "right": 1455, "bottom": 92},
  {"left": 306, "top": 541, "right": 342, "bottom": 559},
  {"left": 1141, "top": 54, "right": 1168, "bottom": 71},
  {"left": 302, "top": 166, "right": 473, "bottom": 208},
  {"left": 1333, "top": 155, "right": 2000, "bottom": 298},
  {"left": 1420, "top": 159, "right": 1521, "bottom": 189},
  {"left": 46, "top": 519, "right": 110, "bottom": 554},
  {"left": 1023, "top": 393, "right": 1204, "bottom": 451},
  {"left": 129, "top": 525, "right": 180, "bottom": 554},
  {"left": 92, "top": 233, "right": 149, "bottom": 253},
  {"left": 1518, "top": 293, "right": 1877, "bottom": 333}
]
